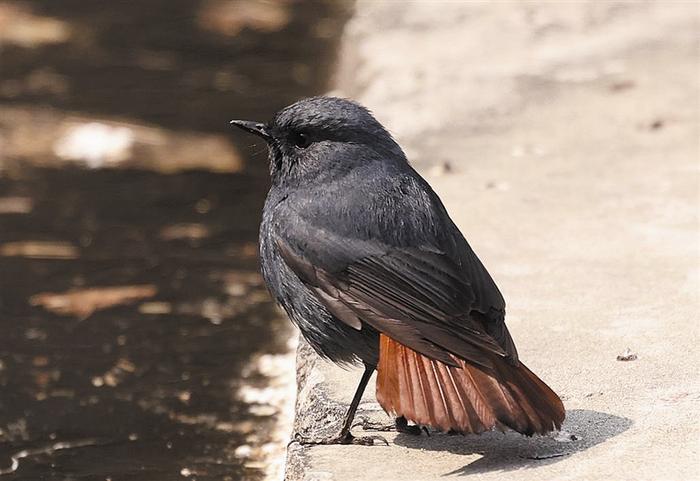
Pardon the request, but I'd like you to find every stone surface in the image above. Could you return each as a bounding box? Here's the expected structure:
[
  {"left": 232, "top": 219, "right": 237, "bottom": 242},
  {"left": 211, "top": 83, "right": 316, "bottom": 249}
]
[{"left": 287, "top": 1, "right": 699, "bottom": 480}]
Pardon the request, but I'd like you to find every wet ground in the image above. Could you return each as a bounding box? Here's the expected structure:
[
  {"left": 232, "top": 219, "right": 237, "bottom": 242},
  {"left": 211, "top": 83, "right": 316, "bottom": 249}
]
[{"left": 0, "top": 1, "right": 350, "bottom": 479}]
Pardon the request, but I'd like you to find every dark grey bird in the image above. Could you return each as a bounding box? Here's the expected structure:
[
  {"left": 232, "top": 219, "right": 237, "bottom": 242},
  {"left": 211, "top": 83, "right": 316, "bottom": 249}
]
[{"left": 231, "top": 96, "right": 564, "bottom": 445}]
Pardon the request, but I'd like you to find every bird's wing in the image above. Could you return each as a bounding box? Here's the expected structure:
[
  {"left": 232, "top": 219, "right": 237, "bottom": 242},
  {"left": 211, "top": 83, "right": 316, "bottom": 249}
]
[{"left": 274, "top": 226, "right": 511, "bottom": 369}]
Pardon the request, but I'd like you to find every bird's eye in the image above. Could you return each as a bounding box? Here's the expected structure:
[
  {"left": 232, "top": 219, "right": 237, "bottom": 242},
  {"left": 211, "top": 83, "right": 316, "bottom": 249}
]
[{"left": 291, "top": 132, "right": 312, "bottom": 148}]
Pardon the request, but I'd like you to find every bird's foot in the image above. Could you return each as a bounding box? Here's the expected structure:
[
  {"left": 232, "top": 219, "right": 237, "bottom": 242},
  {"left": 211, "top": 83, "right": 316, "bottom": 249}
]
[
  {"left": 396, "top": 416, "right": 430, "bottom": 436},
  {"left": 355, "top": 416, "right": 428, "bottom": 436},
  {"left": 290, "top": 431, "right": 388, "bottom": 446}
]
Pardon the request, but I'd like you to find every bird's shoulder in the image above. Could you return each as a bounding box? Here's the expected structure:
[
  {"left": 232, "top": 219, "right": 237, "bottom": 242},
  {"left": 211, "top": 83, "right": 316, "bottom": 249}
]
[{"left": 272, "top": 162, "right": 451, "bottom": 249}]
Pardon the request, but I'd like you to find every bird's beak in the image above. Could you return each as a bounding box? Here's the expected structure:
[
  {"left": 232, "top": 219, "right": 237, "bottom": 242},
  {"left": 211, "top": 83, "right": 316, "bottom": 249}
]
[{"left": 229, "top": 120, "right": 272, "bottom": 141}]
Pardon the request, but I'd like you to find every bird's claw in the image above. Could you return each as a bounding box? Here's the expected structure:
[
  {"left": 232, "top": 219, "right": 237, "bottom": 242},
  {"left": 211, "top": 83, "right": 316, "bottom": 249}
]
[
  {"left": 289, "top": 431, "right": 388, "bottom": 446},
  {"left": 354, "top": 416, "right": 428, "bottom": 436}
]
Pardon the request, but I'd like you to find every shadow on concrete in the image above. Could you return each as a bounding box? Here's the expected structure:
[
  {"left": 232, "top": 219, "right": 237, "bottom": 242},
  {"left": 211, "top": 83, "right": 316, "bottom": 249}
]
[{"left": 392, "top": 409, "right": 632, "bottom": 476}]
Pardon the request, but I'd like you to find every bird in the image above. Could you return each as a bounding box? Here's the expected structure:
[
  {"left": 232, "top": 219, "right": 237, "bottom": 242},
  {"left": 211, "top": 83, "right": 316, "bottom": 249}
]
[{"left": 230, "top": 96, "right": 565, "bottom": 445}]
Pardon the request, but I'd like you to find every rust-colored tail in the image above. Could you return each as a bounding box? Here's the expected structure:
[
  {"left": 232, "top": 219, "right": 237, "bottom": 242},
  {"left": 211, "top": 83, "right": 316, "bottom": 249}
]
[{"left": 376, "top": 334, "right": 565, "bottom": 435}]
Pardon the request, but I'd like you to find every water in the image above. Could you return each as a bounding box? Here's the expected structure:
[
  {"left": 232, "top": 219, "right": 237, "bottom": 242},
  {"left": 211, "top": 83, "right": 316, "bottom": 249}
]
[{"left": 0, "top": 1, "right": 351, "bottom": 479}]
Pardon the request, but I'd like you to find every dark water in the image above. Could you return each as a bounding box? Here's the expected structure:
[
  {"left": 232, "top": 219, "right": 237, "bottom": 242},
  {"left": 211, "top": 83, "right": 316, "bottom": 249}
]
[{"left": 0, "top": 1, "right": 350, "bottom": 479}]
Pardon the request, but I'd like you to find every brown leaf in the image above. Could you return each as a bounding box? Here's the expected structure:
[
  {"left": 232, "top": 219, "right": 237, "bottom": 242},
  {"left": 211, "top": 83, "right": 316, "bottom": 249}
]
[
  {"left": 197, "top": 0, "right": 290, "bottom": 37},
  {"left": 138, "top": 301, "right": 172, "bottom": 315},
  {"left": 0, "top": 241, "right": 78, "bottom": 259},
  {"left": 0, "top": 196, "right": 33, "bottom": 214},
  {"left": 159, "top": 223, "right": 210, "bottom": 241},
  {"left": 30, "top": 285, "right": 157, "bottom": 318}
]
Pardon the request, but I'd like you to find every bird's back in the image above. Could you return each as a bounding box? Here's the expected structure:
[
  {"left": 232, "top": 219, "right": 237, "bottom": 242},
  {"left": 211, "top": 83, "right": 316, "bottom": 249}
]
[{"left": 260, "top": 156, "right": 507, "bottom": 360}]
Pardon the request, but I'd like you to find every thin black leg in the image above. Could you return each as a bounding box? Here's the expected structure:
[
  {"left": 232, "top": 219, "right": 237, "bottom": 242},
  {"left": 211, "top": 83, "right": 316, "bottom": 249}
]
[
  {"left": 292, "top": 363, "right": 388, "bottom": 446},
  {"left": 338, "top": 363, "right": 375, "bottom": 437}
]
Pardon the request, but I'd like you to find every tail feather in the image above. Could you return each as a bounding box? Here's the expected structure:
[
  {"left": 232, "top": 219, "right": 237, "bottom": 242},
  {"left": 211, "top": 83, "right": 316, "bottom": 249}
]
[{"left": 376, "top": 334, "right": 565, "bottom": 435}]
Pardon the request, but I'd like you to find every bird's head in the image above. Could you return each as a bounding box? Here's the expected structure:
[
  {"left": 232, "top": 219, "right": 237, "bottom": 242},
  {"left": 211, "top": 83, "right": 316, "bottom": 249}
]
[{"left": 230, "top": 96, "right": 405, "bottom": 185}]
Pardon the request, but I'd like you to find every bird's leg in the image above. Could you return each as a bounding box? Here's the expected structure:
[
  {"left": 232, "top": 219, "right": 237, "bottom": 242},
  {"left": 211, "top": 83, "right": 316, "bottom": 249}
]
[
  {"left": 293, "top": 364, "right": 388, "bottom": 446},
  {"left": 357, "top": 415, "right": 427, "bottom": 436}
]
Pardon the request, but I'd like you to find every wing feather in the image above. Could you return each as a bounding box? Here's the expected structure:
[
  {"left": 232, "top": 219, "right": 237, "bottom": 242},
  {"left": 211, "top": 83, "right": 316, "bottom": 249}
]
[{"left": 275, "top": 236, "right": 512, "bottom": 368}]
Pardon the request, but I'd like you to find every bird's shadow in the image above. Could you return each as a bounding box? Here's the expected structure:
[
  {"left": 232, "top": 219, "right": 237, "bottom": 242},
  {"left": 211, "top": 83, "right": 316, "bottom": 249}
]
[{"left": 392, "top": 409, "right": 632, "bottom": 476}]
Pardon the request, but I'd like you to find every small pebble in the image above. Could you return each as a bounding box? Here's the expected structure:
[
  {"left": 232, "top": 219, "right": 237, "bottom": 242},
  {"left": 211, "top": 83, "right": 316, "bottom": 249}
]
[
  {"left": 649, "top": 119, "right": 664, "bottom": 130},
  {"left": 617, "top": 347, "right": 638, "bottom": 361}
]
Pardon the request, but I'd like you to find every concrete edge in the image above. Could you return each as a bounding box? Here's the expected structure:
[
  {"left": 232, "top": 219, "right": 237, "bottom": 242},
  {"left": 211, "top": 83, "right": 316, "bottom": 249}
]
[{"left": 284, "top": 339, "right": 347, "bottom": 481}]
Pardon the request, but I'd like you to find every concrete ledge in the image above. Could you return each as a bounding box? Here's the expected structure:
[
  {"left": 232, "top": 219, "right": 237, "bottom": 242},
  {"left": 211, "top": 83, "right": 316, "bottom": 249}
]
[
  {"left": 285, "top": 1, "right": 699, "bottom": 480},
  {"left": 285, "top": 340, "right": 390, "bottom": 481}
]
